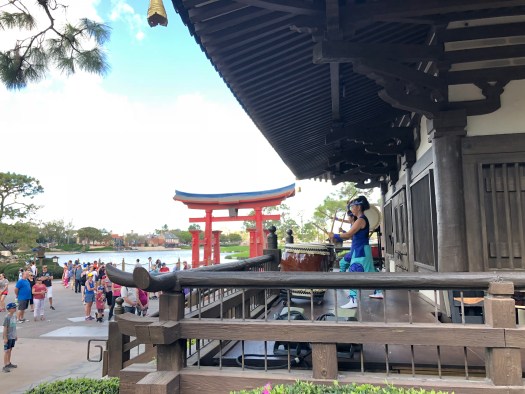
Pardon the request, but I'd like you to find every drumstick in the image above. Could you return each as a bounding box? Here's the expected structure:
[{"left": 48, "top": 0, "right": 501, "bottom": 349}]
[
  {"left": 312, "top": 222, "right": 329, "bottom": 234},
  {"left": 329, "top": 209, "right": 338, "bottom": 233}
]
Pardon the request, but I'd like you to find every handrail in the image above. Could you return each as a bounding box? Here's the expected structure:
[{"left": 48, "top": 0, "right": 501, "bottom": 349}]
[
  {"left": 106, "top": 254, "right": 275, "bottom": 292},
  {"left": 170, "top": 271, "right": 525, "bottom": 290}
]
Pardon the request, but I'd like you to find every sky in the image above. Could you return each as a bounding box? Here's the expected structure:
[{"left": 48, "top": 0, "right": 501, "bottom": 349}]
[{"left": 0, "top": 0, "right": 367, "bottom": 235}]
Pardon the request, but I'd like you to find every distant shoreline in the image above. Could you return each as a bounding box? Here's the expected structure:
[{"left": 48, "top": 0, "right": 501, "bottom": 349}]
[{"left": 50, "top": 247, "right": 182, "bottom": 255}]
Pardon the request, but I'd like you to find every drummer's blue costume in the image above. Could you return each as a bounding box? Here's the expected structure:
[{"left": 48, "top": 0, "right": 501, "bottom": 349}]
[{"left": 337, "top": 215, "right": 375, "bottom": 298}]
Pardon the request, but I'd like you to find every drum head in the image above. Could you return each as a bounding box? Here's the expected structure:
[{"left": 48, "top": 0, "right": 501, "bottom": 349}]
[
  {"left": 284, "top": 243, "right": 330, "bottom": 255},
  {"left": 366, "top": 205, "right": 382, "bottom": 232}
]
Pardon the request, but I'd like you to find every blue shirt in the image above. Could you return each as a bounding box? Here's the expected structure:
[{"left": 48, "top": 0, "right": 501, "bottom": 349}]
[{"left": 15, "top": 279, "right": 32, "bottom": 301}]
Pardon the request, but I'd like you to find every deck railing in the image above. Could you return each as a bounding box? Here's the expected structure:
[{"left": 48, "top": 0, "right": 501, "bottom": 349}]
[{"left": 106, "top": 241, "right": 525, "bottom": 394}]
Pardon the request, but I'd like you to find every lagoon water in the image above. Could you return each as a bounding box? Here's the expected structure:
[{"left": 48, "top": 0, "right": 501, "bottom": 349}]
[{"left": 52, "top": 249, "right": 234, "bottom": 272}]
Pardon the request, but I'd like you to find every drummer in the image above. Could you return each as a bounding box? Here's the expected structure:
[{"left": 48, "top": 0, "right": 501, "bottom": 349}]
[{"left": 329, "top": 195, "right": 383, "bottom": 309}]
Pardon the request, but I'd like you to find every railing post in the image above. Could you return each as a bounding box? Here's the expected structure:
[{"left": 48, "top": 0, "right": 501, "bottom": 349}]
[
  {"left": 264, "top": 226, "right": 281, "bottom": 272},
  {"left": 157, "top": 290, "right": 185, "bottom": 371},
  {"left": 484, "top": 281, "right": 523, "bottom": 386},
  {"left": 107, "top": 297, "right": 129, "bottom": 377},
  {"left": 285, "top": 229, "right": 294, "bottom": 244}
]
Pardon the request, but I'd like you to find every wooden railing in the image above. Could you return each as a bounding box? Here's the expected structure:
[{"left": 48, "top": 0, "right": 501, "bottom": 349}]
[{"left": 106, "top": 244, "right": 525, "bottom": 394}]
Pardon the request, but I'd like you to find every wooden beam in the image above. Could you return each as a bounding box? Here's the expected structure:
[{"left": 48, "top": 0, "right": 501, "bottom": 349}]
[
  {"left": 313, "top": 41, "right": 442, "bottom": 64},
  {"left": 440, "top": 21, "right": 525, "bottom": 42},
  {"left": 233, "top": 0, "right": 320, "bottom": 16},
  {"left": 353, "top": 59, "right": 444, "bottom": 92},
  {"left": 343, "top": 1, "right": 525, "bottom": 24},
  {"left": 444, "top": 44, "right": 525, "bottom": 64},
  {"left": 446, "top": 65, "right": 525, "bottom": 85},
  {"left": 379, "top": 86, "right": 441, "bottom": 119},
  {"left": 179, "top": 320, "right": 506, "bottom": 347}
]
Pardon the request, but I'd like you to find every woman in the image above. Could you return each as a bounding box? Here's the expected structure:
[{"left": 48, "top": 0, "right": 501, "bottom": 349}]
[
  {"left": 330, "top": 195, "right": 381, "bottom": 309},
  {"left": 0, "top": 273, "right": 9, "bottom": 311},
  {"left": 27, "top": 270, "right": 35, "bottom": 312},
  {"left": 84, "top": 272, "right": 95, "bottom": 320}
]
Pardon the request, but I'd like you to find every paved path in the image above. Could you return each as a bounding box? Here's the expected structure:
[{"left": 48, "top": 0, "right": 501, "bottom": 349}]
[{"left": 1, "top": 280, "right": 158, "bottom": 393}]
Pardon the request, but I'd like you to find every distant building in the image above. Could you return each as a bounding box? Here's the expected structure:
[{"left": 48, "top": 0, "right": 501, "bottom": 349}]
[{"left": 164, "top": 233, "right": 180, "bottom": 248}]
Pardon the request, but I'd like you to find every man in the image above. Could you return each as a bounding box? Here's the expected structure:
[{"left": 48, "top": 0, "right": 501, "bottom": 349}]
[
  {"left": 173, "top": 261, "right": 181, "bottom": 272},
  {"left": 159, "top": 262, "right": 169, "bottom": 273},
  {"left": 147, "top": 256, "right": 153, "bottom": 271},
  {"left": 14, "top": 271, "right": 31, "bottom": 323},
  {"left": 74, "top": 263, "right": 83, "bottom": 293},
  {"left": 39, "top": 265, "right": 55, "bottom": 310}
]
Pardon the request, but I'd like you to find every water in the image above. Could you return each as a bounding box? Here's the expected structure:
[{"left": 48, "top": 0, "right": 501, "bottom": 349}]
[{"left": 52, "top": 249, "right": 234, "bottom": 272}]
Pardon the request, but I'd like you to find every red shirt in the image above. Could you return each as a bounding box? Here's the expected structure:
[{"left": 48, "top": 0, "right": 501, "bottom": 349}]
[
  {"left": 32, "top": 283, "right": 47, "bottom": 300},
  {"left": 159, "top": 267, "right": 169, "bottom": 273}
]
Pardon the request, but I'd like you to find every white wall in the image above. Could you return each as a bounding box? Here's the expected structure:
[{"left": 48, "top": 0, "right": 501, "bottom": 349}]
[{"left": 449, "top": 79, "right": 525, "bottom": 136}]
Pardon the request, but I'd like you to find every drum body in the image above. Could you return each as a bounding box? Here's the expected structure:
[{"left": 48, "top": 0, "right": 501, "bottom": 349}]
[
  {"left": 281, "top": 243, "right": 335, "bottom": 304},
  {"left": 281, "top": 243, "right": 334, "bottom": 273}
]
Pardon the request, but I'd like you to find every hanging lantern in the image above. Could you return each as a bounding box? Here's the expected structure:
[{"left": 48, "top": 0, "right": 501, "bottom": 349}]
[{"left": 147, "top": 0, "right": 168, "bottom": 27}]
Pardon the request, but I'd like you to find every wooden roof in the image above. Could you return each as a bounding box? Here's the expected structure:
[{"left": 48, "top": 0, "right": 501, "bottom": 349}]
[{"left": 170, "top": 0, "right": 525, "bottom": 187}]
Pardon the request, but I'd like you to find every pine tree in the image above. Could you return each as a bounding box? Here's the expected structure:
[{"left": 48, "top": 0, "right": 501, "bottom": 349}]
[{"left": 0, "top": 0, "right": 110, "bottom": 90}]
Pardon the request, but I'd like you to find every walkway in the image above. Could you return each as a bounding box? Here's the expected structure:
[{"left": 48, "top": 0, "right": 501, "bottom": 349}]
[{"left": 0, "top": 280, "right": 158, "bottom": 393}]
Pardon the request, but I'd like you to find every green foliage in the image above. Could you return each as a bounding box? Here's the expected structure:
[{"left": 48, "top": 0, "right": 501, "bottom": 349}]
[
  {"left": 25, "top": 377, "right": 119, "bottom": 394},
  {"left": 233, "top": 381, "right": 451, "bottom": 394},
  {"left": 0, "top": 1, "right": 111, "bottom": 90}
]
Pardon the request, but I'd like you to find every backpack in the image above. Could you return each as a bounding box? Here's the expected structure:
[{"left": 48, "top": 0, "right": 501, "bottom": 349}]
[{"left": 272, "top": 310, "right": 311, "bottom": 356}]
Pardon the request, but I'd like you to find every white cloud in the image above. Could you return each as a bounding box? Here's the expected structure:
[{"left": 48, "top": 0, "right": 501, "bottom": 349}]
[{"left": 109, "top": 0, "right": 147, "bottom": 42}]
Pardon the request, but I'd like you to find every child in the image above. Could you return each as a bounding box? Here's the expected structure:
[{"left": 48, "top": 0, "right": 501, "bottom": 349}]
[
  {"left": 3, "top": 302, "right": 18, "bottom": 373},
  {"left": 32, "top": 278, "right": 47, "bottom": 321},
  {"left": 95, "top": 284, "right": 106, "bottom": 323}
]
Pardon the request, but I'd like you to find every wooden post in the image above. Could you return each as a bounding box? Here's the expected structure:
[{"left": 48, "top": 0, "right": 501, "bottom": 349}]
[
  {"left": 427, "top": 110, "right": 468, "bottom": 272},
  {"left": 285, "top": 229, "right": 294, "bottom": 244},
  {"left": 312, "top": 343, "right": 338, "bottom": 379},
  {"left": 157, "top": 291, "right": 185, "bottom": 371},
  {"left": 485, "top": 281, "right": 523, "bottom": 386},
  {"left": 107, "top": 319, "right": 130, "bottom": 377}
]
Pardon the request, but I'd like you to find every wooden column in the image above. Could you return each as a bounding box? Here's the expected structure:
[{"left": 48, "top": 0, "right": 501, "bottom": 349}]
[
  {"left": 157, "top": 291, "right": 185, "bottom": 371},
  {"left": 312, "top": 343, "right": 338, "bottom": 379},
  {"left": 484, "top": 282, "right": 523, "bottom": 386},
  {"left": 427, "top": 110, "right": 468, "bottom": 272}
]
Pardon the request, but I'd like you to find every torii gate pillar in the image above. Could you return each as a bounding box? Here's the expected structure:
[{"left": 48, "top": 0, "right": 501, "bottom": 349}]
[{"left": 212, "top": 230, "right": 221, "bottom": 264}]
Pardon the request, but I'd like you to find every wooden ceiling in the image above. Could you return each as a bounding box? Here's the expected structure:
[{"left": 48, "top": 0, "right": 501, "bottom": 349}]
[{"left": 170, "top": 0, "right": 525, "bottom": 188}]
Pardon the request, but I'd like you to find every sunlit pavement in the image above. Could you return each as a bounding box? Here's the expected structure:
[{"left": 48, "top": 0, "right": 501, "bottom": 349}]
[{"left": 1, "top": 281, "right": 158, "bottom": 393}]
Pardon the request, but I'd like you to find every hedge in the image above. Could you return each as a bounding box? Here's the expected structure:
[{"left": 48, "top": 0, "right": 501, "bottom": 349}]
[
  {"left": 233, "top": 381, "right": 451, "bottom": 394},
  {"left": 25, "top": 377, "right": 119, "bottom": 394}
]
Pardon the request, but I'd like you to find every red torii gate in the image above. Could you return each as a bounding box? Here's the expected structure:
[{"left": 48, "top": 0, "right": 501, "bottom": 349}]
[{"left": 174, "top": 184, "right": 295, "bottom": 267}]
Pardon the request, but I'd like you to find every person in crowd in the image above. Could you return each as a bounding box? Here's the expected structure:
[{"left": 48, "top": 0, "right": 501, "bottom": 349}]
[
  {"left": 14, "top": 271, "right": 31, "bottom": 323},
  {"left": 62, "top": 263, "right": 70, "bottom": 288},
  {"left": 108, "top": 280, "right": 121, "bottom": 321},
  {"left": 95, "top": 283, "right": 106, "bottom": 322},
  {"left": 32, "top": 277, "right": 47, "bottom": 321},
  {"left": 97, "top": 263, "right": 106, "bottom": 281},
  {"left": 173, "top": 260, "right": 181, "bottom": 272},
  {"left": 30, "top": 261, "right": 38, "bottom": 277},
  {"left": 26, "top": 271, "right": 35, "bottom": 312},
  {"left": 39, "top": 265, "right": 55, "bottom": 310},
  {"left": 121, "top": 286, "right": 137, "bottom": 314},
  {"left": 0, "top": 273, "right": 9, "bottom": 312},
  {"left": 147, "top": 256, "right": 153, "bottom": 271},
  {"left": 182, "top": 261, "right": 189, "bottom": 270},
  {"left": 136, "top": 287, "right": 149, "bottom": 317},
  {"left": 80, "top": 266, "right": 88, "bottom": 304},
  {"left": 330, "top": 195, "right": 381, "bottom": 309},
  {"left": 84, "top": 272, "right": 95, "bottom": 320},
  {"left": 135, "top": 259, "right": 141, "bottom": 268},
  {"left": 74, "top": 263, "right": 83, "bottom": 293},
  {"left": 102, "top": 275, "right": 112, "bottom": 312},
  {"left": 3, "top": 302, "right": 18, "bottom": 373},
  {"left": 18, "top": 268, "right": 24, "bottom": 280},
  {"left": 159, "top": 262, "right": 169, "bottom": 273}
]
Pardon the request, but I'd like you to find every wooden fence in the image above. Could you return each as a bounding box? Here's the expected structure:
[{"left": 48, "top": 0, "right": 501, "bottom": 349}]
[{"left": 105, "top": 247, "right": 525, "bottom": 394}]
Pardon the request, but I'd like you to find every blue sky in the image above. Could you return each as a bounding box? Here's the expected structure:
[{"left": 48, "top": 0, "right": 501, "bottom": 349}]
[{"left": 0, "top": 0, "right": 348, "bottom": 235}]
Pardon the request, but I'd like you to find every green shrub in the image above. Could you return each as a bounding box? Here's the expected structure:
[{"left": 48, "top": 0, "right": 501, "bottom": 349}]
[
  {"left": 3, "top": 263, "right": 24, "bottom": 281},
  {"left": 232, "top": 381, "right": 451, "bottom": 394},
  {"left": 25, "top": 377, "right": 119, "bottom": 394}
]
